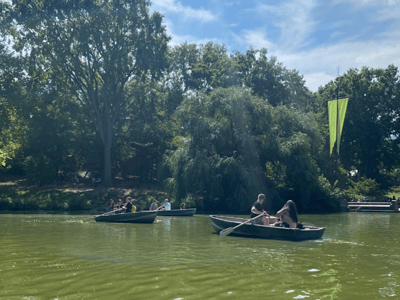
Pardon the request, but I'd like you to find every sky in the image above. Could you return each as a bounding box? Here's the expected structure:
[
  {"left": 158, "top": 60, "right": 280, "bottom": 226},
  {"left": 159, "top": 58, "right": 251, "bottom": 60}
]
[{"left": 149, "top": 0, "right": 400, "bottom": 92}]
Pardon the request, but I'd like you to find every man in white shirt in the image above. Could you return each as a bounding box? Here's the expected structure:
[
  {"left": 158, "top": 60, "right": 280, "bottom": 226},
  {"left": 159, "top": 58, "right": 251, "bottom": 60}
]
[{"left": 162, "top": 199, "right": 171, "bottom": 210}]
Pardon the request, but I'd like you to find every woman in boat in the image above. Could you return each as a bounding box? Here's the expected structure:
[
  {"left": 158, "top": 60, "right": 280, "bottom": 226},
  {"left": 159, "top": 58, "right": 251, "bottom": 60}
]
[
  {"left": 149, "top": 200, "right": 158, "bottom": 211},
  {"left": 115, "top": 199, "right": 124, "bottom": 213},
  {"left": 275, "top": 200, "right": 300, "bottom": 228},
  {"left": 105, "top": 199, "right": 114, "bottom": 213},
  {"left": 180, "top": 203, "right": 186, "bottom": 210}
]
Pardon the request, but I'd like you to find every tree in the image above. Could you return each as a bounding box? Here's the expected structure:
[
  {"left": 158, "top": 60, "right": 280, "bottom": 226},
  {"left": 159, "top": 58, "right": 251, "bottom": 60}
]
[
  {"left": 168, "top": 42, "right": 235, "bottom": 94},
  {"left": 3, "top": 0, "right": 170, "bottom": 186},
  {"left": 0, "top": 39, "right": 28, "bottom": 171},
  {"left": 232, "top": 48, "right": 311, "bottom": 108},
  {"left": 316, "top": 66, "right": 400, "bottom": 185},
  {"left": 162, "top": 86, "right": 328, "bottom": 213}
]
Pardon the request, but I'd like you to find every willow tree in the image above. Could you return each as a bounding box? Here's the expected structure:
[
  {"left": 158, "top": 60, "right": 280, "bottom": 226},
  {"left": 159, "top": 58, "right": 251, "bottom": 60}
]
[{"left": 3, "top": 0, "right": 170, "bottom": 186}]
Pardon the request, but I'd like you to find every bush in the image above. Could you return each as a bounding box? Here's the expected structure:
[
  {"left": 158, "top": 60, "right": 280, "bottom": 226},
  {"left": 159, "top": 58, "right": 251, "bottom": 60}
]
[
  {"left": 24, "top": 155, "right": 58, "bottom": 185},
  {"left": 308, "top": 175, "right": 342, "bottom": 212},
  {"left": 347, "top": 177, "right": 380, "bottom": 197}
]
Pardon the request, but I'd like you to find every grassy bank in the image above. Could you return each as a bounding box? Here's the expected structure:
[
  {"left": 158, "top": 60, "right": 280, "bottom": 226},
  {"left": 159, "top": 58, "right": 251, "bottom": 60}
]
[{"left": 0, "top": 184, "right": 169, "bottom": 213}]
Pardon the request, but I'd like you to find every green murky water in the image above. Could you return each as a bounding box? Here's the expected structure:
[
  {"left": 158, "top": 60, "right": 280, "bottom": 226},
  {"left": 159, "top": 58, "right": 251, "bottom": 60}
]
[{"left": 1, "top": 212, "right": 399, "bottom": 299}]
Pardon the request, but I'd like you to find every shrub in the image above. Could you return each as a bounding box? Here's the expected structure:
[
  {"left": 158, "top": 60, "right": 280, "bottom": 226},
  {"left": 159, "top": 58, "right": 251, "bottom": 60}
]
[
  {"left": 24, "top": 155, "right": 58, "bottom": 185},
  {"left": 347, "top": 177, "right": 380, "bottom": 197}
]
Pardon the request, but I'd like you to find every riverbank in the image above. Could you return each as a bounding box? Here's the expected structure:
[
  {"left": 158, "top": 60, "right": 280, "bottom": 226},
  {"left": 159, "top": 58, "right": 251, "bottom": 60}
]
[{"left": 0, "top": 179, "right": 168, "bottom": 212}]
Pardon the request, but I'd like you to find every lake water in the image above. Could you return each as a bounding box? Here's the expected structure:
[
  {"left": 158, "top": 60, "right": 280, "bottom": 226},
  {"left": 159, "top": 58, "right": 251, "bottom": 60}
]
[{"left": 1, "top": 212, "right": 399, "bottom": 299}]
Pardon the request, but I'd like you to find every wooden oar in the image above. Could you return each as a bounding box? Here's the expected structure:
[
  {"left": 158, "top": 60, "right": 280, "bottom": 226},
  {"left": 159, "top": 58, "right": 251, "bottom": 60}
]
[
  {"left": 94, "top": 207, "right": 125, "bottom": 218},
  {"left": 219, "top": 213, "right": 265, "bottom": 237}
]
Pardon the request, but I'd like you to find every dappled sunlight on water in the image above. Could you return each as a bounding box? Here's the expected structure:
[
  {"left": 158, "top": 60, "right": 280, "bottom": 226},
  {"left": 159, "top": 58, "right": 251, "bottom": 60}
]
[{"left": 1, "top": 213, "right": 400, "bottom": 299}]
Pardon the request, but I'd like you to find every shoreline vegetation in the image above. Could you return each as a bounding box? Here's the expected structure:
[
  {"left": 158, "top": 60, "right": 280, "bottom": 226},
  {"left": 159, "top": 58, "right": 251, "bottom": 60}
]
[
  {"left": 2, "top": 0, "right": 400, "bottom": 217},
  {"left": 0, "top": 177, "right": 169, "bottom": 213},
  {"left": 2, "top": 176, "right": 400, "bottom": 214}
]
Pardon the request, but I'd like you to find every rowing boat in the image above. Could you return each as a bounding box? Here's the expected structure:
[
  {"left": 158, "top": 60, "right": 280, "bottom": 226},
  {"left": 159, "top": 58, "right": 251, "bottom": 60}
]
[
  {"left": 210, "top": 215, "right": 325, "bottom": 241},
  {"left": 94, "top": 211, "right": 158, "bottom": 223},
  {"left": 157, "top": 208, "right": 196, "bottom": 216}
]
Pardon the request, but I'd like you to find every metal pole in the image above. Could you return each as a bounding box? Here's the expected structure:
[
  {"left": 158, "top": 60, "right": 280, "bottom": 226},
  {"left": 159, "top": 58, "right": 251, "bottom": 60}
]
[{"left": 336, "top": 67, "right": 340, "bottom": 182}]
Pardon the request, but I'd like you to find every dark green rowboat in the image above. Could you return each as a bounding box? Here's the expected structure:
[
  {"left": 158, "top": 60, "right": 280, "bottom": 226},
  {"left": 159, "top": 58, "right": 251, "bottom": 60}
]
[
  {"left": 210, "top": 215, "right": 325, "bottom": 241},
  {"left": 157, "top": 208, "right": 196, "bottom": 216},
  {"left": 94, "top": 211, "right": 158, "bottom": 223}
]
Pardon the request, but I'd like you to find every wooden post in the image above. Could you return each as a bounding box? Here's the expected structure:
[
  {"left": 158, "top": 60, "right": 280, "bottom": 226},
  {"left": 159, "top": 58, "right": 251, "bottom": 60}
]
[{"left": 392, "top": 200, "right": 399, "bottom": 212}]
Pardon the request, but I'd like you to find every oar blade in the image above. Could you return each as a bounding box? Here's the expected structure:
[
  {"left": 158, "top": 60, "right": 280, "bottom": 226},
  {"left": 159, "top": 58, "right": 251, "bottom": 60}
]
[{"left": 219, "top": 227, "right": 235, "bottom": 237}]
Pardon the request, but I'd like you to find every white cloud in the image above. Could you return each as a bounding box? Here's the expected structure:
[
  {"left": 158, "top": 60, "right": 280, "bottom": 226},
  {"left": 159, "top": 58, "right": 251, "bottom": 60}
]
[
  {"left": 163, "top": 18, "right": 222, "bottom": 48},
  {"left": 152, "top": 0, "right": 400, "bottom": 92},
  {"left": 333, "top": 0, "right": 400, "bottom": 20},
  {"left": 257, "top": 0, "right": 318, "bottom": 50},
  {"left": 303, "top": 72, "right": 336, "bottom": 92},
  {"left": 232, "top": 28, "right": 400, "bottom": 92},
  {"left": 151, "top": 0, "right": 217, "bottom": 23},
  {"left": 235, "top": 28, "right": 276, "bottom": 52},
  {"left": 277, "top": 36, "right": 400, "bottom": 91},
  {"left": 333, "top": 0, "right": 400, "bottom": 6},
  {"left": 234, "top": 0, "right": 400, "bottom": 91}
]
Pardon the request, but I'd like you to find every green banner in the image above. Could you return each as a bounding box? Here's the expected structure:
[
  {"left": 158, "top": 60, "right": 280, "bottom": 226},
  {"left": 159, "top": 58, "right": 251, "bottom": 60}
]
[{"left": 328, "top": 98, "right": 349, "bottom": 155}]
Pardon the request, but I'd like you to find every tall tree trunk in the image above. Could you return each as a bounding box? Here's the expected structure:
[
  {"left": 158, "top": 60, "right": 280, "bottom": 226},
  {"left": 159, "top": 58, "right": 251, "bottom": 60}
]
[
  {"left": 103, "top": 137, "right": 112, "bottom": 187},
  {"left": 101, "top": 118, "right": 113, "bottom": 187}
]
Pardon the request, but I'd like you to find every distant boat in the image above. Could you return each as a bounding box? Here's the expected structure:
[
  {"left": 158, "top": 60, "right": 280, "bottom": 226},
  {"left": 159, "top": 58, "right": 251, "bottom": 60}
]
[
  {"left": 210, "top": 215, "right": 325, "bottom": 241},
  {"left": 347, "top": 200, "right": 400, "bottom": 213},
  {"left": 94, "top": 211, "right": 158, "bottom": 223},
  {"left": 156, "top": 208, "right": 196, "bottom": 216}
]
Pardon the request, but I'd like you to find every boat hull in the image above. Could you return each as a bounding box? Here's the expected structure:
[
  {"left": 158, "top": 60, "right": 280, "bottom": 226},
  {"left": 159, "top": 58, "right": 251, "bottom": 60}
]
[
  {"left": 94, "top": 211, "right": 158, "bottom": 223},
  {"left": 157, "top": 208, "right": 196, "bottom": 216},
  {"left": 210, "top": 215, "right": 325, "bottom": 241}
]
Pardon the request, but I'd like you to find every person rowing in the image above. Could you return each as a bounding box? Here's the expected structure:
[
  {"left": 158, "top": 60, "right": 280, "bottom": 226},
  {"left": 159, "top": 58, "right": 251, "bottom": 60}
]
[
  {"left": 158, "top": 199, "right": 171, "bottom": 211},
  {"left": 219, "top": 193, "right": 273, "bottom": 237},
  {"left": 250, "top": 193, "right": 271, "bottom": 225}
]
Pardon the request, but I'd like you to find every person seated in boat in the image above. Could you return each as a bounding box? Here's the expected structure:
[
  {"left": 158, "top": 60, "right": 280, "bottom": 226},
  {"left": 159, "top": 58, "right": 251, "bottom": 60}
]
[
  {"left": 115, "top": 199, "right": 124, "bottom": 213},
  {"left": 250, "top": 193, "right": 272, "bottom": 225},
  {"left": 105, "top": 199, "right": 115, "bottom": 213},
  {"left": 275, "top": 200, "right": 302, "bottom": 228},
  {"left": 159, "top": 199, "right": 171, "bottom": 211},
  {"left": 180, "top": 203, "right": 186, "bottom": 210},
  {"left": 149, "top": 200, "right": 158, "bottom": 211},
  {"left": 124, "top": 197, "right": 136, "bottom": 213}
]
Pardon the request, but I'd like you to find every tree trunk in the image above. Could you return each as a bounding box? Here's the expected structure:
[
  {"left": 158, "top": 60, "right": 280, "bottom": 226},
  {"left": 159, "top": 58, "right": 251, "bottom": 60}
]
[
  {"left": 103, "top": 138, "right": 112, "bottom": 187},
  {"left": 101, "top": 118, "right": 114, "bottom": 187}
]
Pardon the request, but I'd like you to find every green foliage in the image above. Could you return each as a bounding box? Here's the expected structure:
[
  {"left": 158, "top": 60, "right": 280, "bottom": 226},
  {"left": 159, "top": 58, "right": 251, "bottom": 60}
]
[
  {"left": 0, "top": 149, "right": 5, "bottom": 167},
  {"left": 4, "top": 0, "right": 170, "bottom": 186},
  {"left": 24, "top": 155, "right": 58, "bottom": 186},
  {"left": 316, "top": 65, "right": 400, "bottom": 184},
  {"left": 347, "top": 177, "right": 380, "bottom": 198},
  {"left": 162, "top": 86, "right": 328, "bottom": 213},
  {"left": 5, "top": 1, "right": 400, "bottom": 212},
  {"left": 0, "top": 188, "right": 96, "bottom": 211},
  {"left": 0, "top": 42, "right": 28, "bottom": 170},
  {"left": 307, "top": 175, "right": 342, "bottom": 212}
]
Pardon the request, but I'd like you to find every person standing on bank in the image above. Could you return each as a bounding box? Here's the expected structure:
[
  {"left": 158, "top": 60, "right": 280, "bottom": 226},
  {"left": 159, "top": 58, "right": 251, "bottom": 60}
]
[{"left": 250, "top": 193, "right": 271, "bottom": 225}]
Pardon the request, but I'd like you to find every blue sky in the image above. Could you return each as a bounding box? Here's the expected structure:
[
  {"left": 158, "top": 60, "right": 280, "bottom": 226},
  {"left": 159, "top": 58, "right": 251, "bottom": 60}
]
[{"left": 149, "top": 0, "right": 400, "bottom": 92}]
